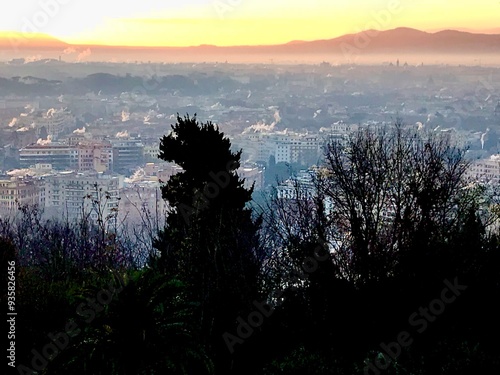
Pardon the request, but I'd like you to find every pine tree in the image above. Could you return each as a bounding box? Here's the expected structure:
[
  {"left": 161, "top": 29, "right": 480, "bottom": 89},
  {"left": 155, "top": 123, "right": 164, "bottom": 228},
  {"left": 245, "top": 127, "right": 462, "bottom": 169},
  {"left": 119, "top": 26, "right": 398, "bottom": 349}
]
[{"left": 154, "top": 114, "right": 263, "bottom": 372}]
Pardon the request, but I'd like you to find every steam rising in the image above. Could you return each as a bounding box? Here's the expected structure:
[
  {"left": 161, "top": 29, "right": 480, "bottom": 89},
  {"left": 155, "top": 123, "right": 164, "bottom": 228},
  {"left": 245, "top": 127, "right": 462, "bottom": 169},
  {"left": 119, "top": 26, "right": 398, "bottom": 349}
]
[
  {"left": 243, "top": 109, "right": 281, "bottom": 134},
  {"left": 46, "top": 108, "right": 57, "bottom": 118},
  {"left": 77, "top": 48, "right": 92, "bottom": 62},
  {"left": 124, "top": 167, "right": 146, "bottom": 184},
  {"left": 481, "top": 128, "right": 490, "bottom": 150},
  {"left": 116, "top": 130, "right": 129, "bottom": 139},
  {"left": 36, "top": 135, "right": 52, "bottom": 145},
  {"left": 121, "top": 110, "right": 130, "bottom": 122},
  {"left": 63, "top": 47, "right": 76, "bottom": 55}
]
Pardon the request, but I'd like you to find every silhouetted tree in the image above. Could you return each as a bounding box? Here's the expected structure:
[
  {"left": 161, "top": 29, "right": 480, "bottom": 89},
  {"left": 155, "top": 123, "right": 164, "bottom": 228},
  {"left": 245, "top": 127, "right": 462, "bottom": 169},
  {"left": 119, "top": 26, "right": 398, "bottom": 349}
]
[
  {"left": 320, "top": 121, "right": 471, "bottom": 284},
  {"left": 154, "top": 114, "right": 265, "bottom": 372},
  {"left": 259, "top": 120, "right": 500, "bottom": 374}
]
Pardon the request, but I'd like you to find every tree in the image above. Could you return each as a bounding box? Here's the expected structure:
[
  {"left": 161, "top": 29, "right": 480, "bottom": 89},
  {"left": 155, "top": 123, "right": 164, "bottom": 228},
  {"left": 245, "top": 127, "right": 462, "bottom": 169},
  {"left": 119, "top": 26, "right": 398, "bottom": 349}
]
[
  {"left": 320, "top": 121, "right": 472, "bottom": 285},
  {"left": 258, "top": 120, "right": 498, "bottom": 373},
  {"left": 154, "top": 114, "right": 264, "bottom": 372}
]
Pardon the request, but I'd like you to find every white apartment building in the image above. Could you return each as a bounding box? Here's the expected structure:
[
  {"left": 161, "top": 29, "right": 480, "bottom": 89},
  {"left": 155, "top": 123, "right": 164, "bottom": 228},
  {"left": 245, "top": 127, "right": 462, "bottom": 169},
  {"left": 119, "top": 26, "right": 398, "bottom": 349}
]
[
  {"left": 234, "top": 131, "right": 321, "bottom": 166},
  {"left": 119, "top": 183, "right": 167, "bottom": 224},
  {"left": 466, "top": 155, "right": 500, "bottom": 184},
  {"left": 41, "top": 171, "right": 121, "bottom": 223},
  {"left": 275, "top": 142, "right": 292, "bottom": 163}
]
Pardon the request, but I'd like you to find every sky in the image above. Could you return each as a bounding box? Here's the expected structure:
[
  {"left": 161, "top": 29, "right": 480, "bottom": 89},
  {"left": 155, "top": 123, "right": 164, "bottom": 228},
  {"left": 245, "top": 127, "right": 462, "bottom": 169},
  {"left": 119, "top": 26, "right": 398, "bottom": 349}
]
[{"left": 1, "top": 0, "right": 499, "bottom": 46}]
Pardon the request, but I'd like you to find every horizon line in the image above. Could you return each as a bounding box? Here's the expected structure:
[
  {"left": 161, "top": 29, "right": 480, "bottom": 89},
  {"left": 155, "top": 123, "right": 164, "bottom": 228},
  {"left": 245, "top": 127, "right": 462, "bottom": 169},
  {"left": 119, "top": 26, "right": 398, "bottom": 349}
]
[{"left": 1, "top": 27, "right": 500, "bottom": 49}]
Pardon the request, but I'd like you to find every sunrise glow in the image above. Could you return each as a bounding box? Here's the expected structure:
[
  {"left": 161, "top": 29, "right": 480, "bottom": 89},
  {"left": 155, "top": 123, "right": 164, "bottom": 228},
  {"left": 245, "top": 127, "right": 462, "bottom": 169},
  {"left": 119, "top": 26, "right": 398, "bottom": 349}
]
[{"left": 1, "top": 0, "right": 499, "bottom": 46}]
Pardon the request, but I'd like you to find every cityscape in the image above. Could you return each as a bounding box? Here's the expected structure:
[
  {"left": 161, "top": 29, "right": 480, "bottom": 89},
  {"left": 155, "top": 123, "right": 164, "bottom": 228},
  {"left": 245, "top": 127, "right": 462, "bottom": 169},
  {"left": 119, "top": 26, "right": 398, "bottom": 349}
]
[
  {"left": 1, "top": 60, "right": 500, "bottom": 223},
  {"left": 1, "top": 1, "right": 500, "bottom": 375}
]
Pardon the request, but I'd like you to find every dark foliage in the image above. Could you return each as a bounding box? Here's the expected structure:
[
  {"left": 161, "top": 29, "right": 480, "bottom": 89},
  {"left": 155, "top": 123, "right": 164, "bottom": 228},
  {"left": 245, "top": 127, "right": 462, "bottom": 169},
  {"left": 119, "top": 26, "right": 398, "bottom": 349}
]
[{"left": 2, "top": 118, "right": 499, "bottom": 374}]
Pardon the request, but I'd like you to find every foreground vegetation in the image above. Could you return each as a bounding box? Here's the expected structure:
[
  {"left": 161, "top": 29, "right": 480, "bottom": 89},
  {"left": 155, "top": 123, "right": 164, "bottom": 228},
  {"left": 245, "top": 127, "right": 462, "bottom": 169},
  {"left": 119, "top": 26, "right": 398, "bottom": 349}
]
[{"left": 2, "top": 116, "right": 500, "bottom": 374}]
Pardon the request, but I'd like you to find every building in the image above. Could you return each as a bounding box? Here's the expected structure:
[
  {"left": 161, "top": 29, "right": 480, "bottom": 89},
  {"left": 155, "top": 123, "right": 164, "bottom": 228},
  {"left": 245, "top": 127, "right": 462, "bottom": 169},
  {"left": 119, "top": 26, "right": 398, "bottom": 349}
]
[
  {"left": 238, "top": 164, "right": 264, "bottom": 191},
  {"left": 77, "top": 141, "right": 113, "bottom": 173},
  {"left": 41, "top": 171, "right": 121, "bottom": 223},
  {"left": 466, "top": 155, "right": 500, "bottom": 184},
  {"left": 19, "top": 144, "right": 78, "bottom": 170},
  {"left": 36, "top": 109, "right": 76, "bottom": 139},
  {"left": 157, "top": 164, "right": 183, "bottom": 183},
  {"left": 119, "top": 183, "right": 167, "bottom": 224},
  {"left": 143, "top": 142, "right": 160, "bottom": 162},
  {"left": 111, "top": 138, "right": 144, "bottom": 174},
  {"left": 276, "top": 170, "right": 315, "bottom": 200},
  {"left": 233, "top": 131, "right": 322, "bottom": 166},
  {"left": 275, "top": 141, "right": 292, "bottom": 163},
  {"left": 290, "top": 135, "right": 321, "bottom": 165},
  {"left": 0, "top": 176, "right": 39, "bottom": 215},
  {"left": 13, "top": 108, "right": 76, "bottom": 140}
]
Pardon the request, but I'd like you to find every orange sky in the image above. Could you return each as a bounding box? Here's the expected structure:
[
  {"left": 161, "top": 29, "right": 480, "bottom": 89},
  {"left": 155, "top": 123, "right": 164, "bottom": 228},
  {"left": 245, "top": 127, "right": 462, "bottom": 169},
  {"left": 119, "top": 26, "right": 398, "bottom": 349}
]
[{"left": 1, "top": 0, "right": 499, "bottom": 46}]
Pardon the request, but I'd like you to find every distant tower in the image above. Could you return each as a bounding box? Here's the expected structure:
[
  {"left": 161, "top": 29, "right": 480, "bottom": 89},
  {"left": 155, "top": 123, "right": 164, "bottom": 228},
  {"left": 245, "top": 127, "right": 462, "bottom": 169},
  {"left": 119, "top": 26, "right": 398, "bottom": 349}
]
[{"left": 396, "top": 59, "right": 399, "bottom": 67}]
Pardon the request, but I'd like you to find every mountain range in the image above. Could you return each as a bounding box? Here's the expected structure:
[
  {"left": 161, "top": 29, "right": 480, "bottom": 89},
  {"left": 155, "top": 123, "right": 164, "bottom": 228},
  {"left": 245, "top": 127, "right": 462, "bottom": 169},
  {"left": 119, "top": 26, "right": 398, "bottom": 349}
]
[{"left": 1, "top": 27, "right": 499, "bottom": 63}]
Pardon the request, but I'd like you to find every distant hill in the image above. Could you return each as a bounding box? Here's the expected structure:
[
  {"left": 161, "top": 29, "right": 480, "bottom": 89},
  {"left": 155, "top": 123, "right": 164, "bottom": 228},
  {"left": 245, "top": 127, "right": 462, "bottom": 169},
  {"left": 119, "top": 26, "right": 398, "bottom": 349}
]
[
  {"left": 0, "top": 31, "right": 68, "bottom": 49},
  {"left": 1, "top": 27, "right": 499, "bottom": 63},
  {"left": 258, "top": 27, "right": 500, "bottom": 55},
  {"left": 114, "top": 27, "right": 500, "bottom": 56}
]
